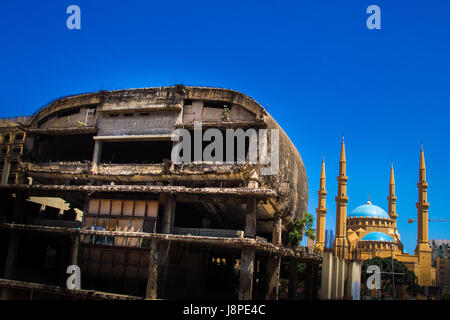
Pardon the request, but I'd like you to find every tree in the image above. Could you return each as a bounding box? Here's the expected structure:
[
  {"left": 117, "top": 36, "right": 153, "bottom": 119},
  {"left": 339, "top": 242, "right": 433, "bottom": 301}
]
[
  {"left": 442, "top": 292, "right": 450, "bottom": 300},
  {"left": 288, "top": 213, "right": 315, "bottom": 247},
  {"left": 361, "top": 257, "right": 417, "bottom": 298}
]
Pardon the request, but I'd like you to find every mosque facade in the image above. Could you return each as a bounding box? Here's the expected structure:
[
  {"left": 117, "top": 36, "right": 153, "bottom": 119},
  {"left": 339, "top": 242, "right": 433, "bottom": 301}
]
[{"left": 315, "top": 139, "right": 436, "bottom": 287}]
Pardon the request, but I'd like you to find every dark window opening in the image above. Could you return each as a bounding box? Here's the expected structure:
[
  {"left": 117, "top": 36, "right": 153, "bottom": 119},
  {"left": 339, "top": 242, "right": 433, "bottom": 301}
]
[
  {"left": 204, "top": 100, "right": 232, "bottom": 109},
  {"left": 204, "top": 251, "right": 240, "bottom": 299},
  {"left": 79, "top": 246, "right": 148, "bottom": 297},
  {"left": 14, "top": 233, "right": 72, "bottom": 286},
  {"left": 10, "top": 161, "right": 19, "bottom": 172},
  {"left": 143, "top": 218, "right": 156, "bottom": 233},
  {"left": 7, "top": 174, "right": 17, "bottom": 184},
  {"left": 12, "top": 147, "right": 21, "bottom": 154},
  {"left": 100, "top": 140, "right": 172, "bottom": 164},
  {"left": 1, "top": 147, "right": 8, "bottom": 155},
  {"left": 183, "top": 99, "right": 194, "bottom": 106},
  {"left": 173, "top": 203, "right": 205, "bottom": 229},
  {"left": 173, "top": 202, "right": 228, "bottom": 230},
  {"left": 41, "top": 206, "right": 60, "bottom": 220},
  {"left": 109, "top": 113, "right": 119, "bottom": 117},
  {"left": 57, "top": 107, "right": 80, "bottom": 118},
  {"left": 123, "top": 113, "right": 133, "bottom": 117},
  {"left": 2, "top": 134, "right": 11, "bottom": 142},
  {"left": 139, "top": 112, "right": 150, "bottom": 116},
  {"left": 15, "top": 133, "right": 24, "bottom": 140},
  {"left": 27, "top": 134, "right": 95, "bottom": 162}
]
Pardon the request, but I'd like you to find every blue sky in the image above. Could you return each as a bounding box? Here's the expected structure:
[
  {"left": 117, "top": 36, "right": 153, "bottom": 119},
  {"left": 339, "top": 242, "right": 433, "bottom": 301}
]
[{"left": 1, "top": 1, "right": 449, "bottom": 253}]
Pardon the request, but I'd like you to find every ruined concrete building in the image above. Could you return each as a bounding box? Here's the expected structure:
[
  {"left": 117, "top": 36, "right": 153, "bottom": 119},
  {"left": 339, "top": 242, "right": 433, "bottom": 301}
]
[{"left": 0, "top": 86, "right": 321, "bottom": 300}]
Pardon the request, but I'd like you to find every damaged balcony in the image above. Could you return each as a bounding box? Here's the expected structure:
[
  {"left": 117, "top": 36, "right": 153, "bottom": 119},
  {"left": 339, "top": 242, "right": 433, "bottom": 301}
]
[{"left": 21, "top": 161, "right": 258, "bottom": 184}]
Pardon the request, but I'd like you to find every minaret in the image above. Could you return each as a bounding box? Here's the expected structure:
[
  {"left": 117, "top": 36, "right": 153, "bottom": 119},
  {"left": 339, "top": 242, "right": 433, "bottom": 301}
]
[
  {"left": 315, "top": 156, "right": 327, "bottom": 252},
  {"left": 333, "top": 137, "right": 349, "bottom": 257},
  {"left": 415, "top": 145, "right": 431, "bottom": 253},
  {"left": 387, "top": 163, "right": 398, "bottom": 227}
]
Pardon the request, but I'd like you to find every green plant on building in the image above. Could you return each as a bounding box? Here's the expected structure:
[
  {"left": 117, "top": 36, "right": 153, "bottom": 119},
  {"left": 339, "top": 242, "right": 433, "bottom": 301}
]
[
  {"left": 66, "top": 116, "right": 71, "bottom": 126},
  {"left": 221, "top": 105, "right": 230, "bottom": 121},
  {"left": 288, "top": 213, "right": 315, "bottom": 247},
  {"left": 77, "top": 120, "right": 85, "bottom": 127}
]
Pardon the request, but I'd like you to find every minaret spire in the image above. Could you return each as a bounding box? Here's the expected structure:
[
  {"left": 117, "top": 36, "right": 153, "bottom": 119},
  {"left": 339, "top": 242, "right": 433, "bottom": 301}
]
[
  {"left": 415, "top": 145, "right": 432, "bottom": 286},
  {"left": 333, "top": 138, "right": 349, "bottom": 258},
  {"left": 416, "top": 145, "right": 431, "bottom": 254},
  {"left": 388, "top": 162, "right": 398, "bottom": 227},
  {"left": 340, "top": 136, "right": 346, "bottom": 164},
  {"left": 315, "top": 156, "right": 327, "bottom": 252}
]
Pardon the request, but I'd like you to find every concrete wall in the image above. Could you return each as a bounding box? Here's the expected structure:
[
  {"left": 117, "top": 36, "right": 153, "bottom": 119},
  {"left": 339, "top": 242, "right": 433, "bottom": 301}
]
[{"left": 98, "top": 111, "right": 179, "bottom": 136}]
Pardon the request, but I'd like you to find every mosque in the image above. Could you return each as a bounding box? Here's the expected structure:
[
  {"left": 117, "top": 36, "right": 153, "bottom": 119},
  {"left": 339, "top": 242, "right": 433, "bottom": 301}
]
[{"left": 314, "top": 139, "right": 436, "bottom": 287}]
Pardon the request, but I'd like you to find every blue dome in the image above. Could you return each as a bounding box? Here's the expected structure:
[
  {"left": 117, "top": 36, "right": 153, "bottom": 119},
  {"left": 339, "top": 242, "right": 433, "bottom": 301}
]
[
  {"left": 348, "top": 202, "right": 390, "bottom": 219},
  {"left": 362, "top": 232, "right": 393, "bottom": 242}
]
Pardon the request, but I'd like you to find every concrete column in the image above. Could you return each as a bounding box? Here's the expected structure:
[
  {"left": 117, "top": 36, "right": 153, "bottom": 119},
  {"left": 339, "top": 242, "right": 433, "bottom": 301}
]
[
  {"left": 288, "top": 259, "right": 298, "bottom": 299},
  {"left": 162, "top": 197, "right": 176, "bottom": 234},
  {"left": 272, "top": 213, "right": 282, "bottom": 245},
  {"left": 145, "top": 240, "right": 159, "bottom": 300},
  {"left": 331, "top": 256, "right": 339, "bottom": 299},
  {"left": 245, "top": 198, "right": 256, "bottom": 238},
  {"left": 320, "top": 252, "right": 333, "bottom": 300},
  {"left": 345, "top": 261, "right": 361, "bottom": 299},
  {"left": 91, "top": 140, "right": 102, "bottom": 166},
  {"left": 265, "top": 255, "right": 281, "bottom": 300},
  {"left": 239, "top": 247, "right": 255, "bottom": 300},
  {"left": 265, "top": 213, "right": 282, "bottom": 300},
  {"left": 159, "top": 197, "right": 175, "bottom": 297},
  {"left": 1, "top": 161, "right": 10, "bottom": 185},
  {"left": 71, "top": 233, "right": 80, "bottom": 266},
  {"left": 337, "top": 258, "right": 346, "bottom": 298}
]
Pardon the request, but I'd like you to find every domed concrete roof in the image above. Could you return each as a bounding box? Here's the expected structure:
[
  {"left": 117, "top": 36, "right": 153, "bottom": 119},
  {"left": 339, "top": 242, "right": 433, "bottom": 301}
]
[
  {"left": 361, "top": 232, "right": 393, "bottom": 242},
  {"left": 348, "top": 201, "right": 390, "bottom": 219}
]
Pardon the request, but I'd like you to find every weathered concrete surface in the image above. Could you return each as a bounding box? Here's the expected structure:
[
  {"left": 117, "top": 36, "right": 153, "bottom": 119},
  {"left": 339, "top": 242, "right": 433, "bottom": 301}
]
[{"left": 24, "top": 86, "right": 308, "bottom": 228}]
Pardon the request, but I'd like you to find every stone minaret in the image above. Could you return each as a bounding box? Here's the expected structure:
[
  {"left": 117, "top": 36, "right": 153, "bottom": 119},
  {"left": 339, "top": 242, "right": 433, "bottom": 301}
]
[
  {"left": 315, "top": 156, "right": 327, "bottom": 252},
  {"left": 416, "top": 145, "right": 431, "bottom": 253},
  {"left": 333, "top": 138, "right": 348, "bottom": 257},
  {"left": 387, "top": 163, "right": 398, "bottom": 227}
]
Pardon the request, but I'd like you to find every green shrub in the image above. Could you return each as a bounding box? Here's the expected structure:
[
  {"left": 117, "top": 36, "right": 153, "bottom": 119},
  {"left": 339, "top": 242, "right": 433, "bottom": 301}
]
[{"left": 442, "top": 292, "right": 450, "bottom": 300}]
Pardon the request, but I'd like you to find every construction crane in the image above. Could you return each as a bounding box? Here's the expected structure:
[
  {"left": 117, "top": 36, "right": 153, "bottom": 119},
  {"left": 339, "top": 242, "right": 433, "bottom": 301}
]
[{"left": 408, "top": 218, "right": 450, "bottom": 223}]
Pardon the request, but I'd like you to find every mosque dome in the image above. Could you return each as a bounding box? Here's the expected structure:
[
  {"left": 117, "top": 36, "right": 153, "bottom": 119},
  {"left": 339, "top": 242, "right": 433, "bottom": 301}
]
[
  {"left": 361, "top": 232, "right": 394, "bottom": 242},
  {"left": 348, "top": 201, "right": 390, "bottom": 219}
]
